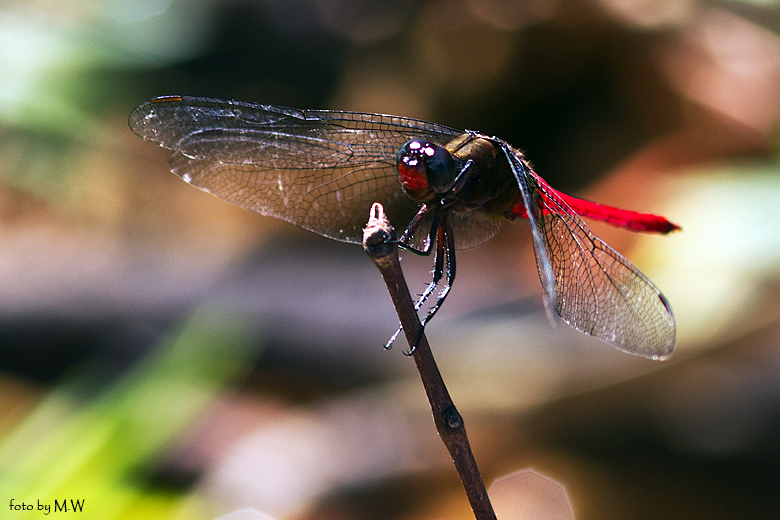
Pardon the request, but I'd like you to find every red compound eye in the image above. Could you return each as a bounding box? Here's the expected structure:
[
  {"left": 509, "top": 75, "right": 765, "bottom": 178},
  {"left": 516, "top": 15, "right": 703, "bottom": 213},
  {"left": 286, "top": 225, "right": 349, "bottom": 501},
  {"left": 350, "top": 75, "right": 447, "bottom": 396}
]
[
  {"left": 397, "top": 156, "right": 428, "bottom": 190},
  {"left": 396, "top": 139, "right": 456, "bottom": 201}
]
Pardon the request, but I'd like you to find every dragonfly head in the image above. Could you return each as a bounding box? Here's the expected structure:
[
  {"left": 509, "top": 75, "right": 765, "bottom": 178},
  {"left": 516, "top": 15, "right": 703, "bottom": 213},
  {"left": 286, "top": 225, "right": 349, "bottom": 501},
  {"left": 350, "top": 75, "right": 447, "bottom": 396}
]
[{"left": 396, "top": 139, "right": 456, "bottom": 202}]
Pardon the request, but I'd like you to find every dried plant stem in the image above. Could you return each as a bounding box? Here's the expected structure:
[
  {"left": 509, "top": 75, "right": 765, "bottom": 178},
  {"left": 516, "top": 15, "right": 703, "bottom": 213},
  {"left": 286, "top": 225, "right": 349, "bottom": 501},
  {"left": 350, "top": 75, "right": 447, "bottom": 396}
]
[{"left": 363, "top": 203, "right": 496, "bottom": 520}]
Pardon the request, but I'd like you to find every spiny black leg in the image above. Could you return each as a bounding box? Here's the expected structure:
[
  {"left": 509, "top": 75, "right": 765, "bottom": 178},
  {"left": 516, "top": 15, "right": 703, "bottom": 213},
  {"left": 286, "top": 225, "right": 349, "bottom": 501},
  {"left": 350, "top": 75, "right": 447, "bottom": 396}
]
[
  {"left": 411, "top": 212, "right": 456, "bottom": 345},
  {"left": 421, "top": 211, "right": 456, "bottom": 327},
  {"left": 413, "top": 213, "right": 447, "bottom": 312},
  {"left": 449, "top": 159, "right": 473, "bottom": 196},
  {"left": 385, "top": 159, "right": 477, "bottom": 351},
  {"left": 398, "top": 203, "right": 436, "bottom": 255},
  {"left": 401, "top": 220, "right": 448, "bottom": 355},
  {"left": 385, "top": 205, "right": 440, "bottom": 350},
  {"left": 404, "top": 157, "right": 471, "bottom": 329}
]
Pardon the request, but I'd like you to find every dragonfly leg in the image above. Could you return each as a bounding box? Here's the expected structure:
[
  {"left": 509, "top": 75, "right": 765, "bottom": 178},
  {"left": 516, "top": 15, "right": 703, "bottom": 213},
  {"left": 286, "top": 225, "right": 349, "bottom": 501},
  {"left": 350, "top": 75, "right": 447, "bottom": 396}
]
[
  {"left": 386, "top": 197, "right": 458, "bottom": 353},
  {"left": 385, "top": 205, "right": 441, "bottom": 351},
  {"left": 448, "top": 159, "right": 474, "bottom": 196},
  {"left": 402, "top": 211, "right": 456, "bottom": 356},
  {"left": 403, "top": 160, "right": 472, "bottom": 337},
  {"left": 397, "top": 203, "right": 437, "bottom": 255},
  {"left": 420, "top": 210, "right": 456, "bottom": 327},
  {"left": 387, "top": 257, "right": 444, "bottom": 354}
]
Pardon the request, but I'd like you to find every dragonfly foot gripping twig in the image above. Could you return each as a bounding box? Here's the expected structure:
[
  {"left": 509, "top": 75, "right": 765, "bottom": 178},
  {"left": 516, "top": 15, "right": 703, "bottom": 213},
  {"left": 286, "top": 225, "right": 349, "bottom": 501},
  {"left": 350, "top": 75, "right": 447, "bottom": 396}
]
[{"left": 362, "top": 203, "right": 496, "bottom": 520}]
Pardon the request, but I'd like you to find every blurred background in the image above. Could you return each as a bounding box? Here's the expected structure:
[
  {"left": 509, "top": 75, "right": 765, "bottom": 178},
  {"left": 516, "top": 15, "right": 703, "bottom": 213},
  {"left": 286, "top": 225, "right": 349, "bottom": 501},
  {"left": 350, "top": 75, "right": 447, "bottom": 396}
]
[{"left": 1, "top": 0, "right": 779, "bottom": 518}]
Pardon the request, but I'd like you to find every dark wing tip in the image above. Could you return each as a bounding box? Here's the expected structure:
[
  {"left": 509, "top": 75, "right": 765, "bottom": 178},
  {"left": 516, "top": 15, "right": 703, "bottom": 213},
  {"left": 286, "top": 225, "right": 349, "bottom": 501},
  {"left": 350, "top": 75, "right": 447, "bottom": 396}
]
[{"left": 653, "top": 293, "right": 677, "bottom": 360}]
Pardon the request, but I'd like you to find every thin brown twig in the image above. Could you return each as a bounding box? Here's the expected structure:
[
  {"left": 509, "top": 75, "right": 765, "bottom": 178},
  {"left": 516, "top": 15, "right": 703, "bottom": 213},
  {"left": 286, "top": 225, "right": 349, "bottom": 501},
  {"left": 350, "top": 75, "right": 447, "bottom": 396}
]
[{"left": 362, "top": 203, "right": 496, "bottom": 520}]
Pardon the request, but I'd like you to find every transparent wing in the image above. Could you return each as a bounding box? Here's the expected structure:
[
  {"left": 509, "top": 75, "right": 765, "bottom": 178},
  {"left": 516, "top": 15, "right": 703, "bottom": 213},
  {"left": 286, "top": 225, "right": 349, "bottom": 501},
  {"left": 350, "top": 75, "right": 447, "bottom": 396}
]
[
  {"left": 500, "top": 141, "right": 675, "bottom": 359},
  {"left": 448, "top": 211, "right": 504, "bottom": 250},
  {"left": 129, "top": 95, "right": 462, "bottom": 244},
  {"left": 401, "top": 204, "right": 504, "bottom": 253}
]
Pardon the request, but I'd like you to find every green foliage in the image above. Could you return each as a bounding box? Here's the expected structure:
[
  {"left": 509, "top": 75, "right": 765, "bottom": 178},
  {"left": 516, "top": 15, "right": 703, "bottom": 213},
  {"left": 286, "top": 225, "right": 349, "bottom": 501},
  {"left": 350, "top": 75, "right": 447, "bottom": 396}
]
[{"left": 0, "top": 307, "right": 260, "bottom": 520}]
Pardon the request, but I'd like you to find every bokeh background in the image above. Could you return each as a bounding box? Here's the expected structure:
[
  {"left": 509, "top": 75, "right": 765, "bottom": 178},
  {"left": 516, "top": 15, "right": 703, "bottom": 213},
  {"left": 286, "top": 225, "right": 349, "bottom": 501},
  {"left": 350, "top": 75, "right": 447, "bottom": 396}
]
[{"left": 1, "top": 0, "right": 780, "bottom": 518}]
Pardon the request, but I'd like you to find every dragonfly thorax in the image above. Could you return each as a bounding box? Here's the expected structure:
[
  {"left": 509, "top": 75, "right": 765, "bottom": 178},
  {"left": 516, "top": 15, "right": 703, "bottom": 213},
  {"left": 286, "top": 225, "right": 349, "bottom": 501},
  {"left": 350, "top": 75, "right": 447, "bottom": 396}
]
[{"left": 396, "top": 139, "right": 457, "bottom": 202}]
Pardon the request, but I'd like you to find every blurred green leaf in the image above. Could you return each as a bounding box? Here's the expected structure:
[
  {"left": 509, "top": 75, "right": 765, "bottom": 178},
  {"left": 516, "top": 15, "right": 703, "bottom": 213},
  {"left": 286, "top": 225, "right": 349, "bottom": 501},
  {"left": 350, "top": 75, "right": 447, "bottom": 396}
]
[{"left": 0, "top": 306, "right": 260, "bottom": 520}]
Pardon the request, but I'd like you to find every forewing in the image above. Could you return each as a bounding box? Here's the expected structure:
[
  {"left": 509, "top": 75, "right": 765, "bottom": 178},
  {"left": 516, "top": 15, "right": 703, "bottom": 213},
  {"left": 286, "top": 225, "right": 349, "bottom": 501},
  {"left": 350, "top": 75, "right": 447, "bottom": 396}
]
[
  {"left": 499, "top": 141, "right": 558, "bottom": 324},
  {"left": 500, "top": 141, "right": 675, "bottom": 359},
  {"left": 129, "top": 95, "right": 461, "bottom": 243}
]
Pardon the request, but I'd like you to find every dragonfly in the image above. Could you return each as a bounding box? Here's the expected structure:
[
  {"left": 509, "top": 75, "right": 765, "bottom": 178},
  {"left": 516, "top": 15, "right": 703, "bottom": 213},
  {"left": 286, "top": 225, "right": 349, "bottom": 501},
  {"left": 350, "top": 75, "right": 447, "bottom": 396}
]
[{"left": 129, "top": 95, "right": 678, "bottom": 360}]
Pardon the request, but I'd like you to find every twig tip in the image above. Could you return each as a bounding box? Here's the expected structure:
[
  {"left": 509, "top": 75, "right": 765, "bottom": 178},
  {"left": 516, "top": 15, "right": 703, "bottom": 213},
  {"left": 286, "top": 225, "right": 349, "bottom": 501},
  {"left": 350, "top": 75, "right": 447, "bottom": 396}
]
[{"left": 363, "top": 203, "right": 397, "bottom": 258}]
